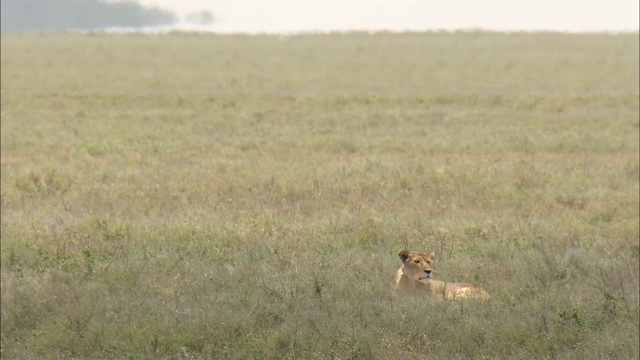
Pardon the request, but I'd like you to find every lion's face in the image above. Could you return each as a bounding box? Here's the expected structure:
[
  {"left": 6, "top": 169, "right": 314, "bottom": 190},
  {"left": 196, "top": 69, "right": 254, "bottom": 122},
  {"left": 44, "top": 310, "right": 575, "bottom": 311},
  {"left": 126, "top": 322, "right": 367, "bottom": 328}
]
[{"left": 398, "top": 249, "right": 435, "bottom": 282}]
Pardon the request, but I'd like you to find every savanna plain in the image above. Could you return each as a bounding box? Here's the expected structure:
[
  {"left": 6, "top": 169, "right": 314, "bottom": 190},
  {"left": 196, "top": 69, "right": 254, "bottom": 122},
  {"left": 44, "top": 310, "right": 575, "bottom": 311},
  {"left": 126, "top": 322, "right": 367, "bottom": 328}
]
[{"left": 1, "top": 31, "right": 638, "bottom": 359}]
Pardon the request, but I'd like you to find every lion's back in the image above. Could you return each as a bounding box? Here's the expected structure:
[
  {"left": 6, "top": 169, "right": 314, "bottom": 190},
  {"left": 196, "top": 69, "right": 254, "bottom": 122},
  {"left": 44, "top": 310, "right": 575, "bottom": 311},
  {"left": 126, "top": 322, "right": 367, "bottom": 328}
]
[{"left": 450, "top": 283, "right": 491, "bottom": 300}]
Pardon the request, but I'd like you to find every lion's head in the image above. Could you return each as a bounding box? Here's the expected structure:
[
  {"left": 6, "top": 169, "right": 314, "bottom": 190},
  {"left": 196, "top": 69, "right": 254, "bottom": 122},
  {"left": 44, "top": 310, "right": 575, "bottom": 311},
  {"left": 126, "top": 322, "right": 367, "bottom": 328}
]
[{"left": 398, "top": 249, "right": 435, "bottom": 282}]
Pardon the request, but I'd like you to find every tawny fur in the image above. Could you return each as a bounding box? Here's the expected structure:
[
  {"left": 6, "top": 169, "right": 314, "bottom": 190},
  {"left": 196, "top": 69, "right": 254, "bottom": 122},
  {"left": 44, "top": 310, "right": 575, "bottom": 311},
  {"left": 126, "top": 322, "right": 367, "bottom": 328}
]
[{"left": 394, "top": 249, "right": 490, "bottom": 301}]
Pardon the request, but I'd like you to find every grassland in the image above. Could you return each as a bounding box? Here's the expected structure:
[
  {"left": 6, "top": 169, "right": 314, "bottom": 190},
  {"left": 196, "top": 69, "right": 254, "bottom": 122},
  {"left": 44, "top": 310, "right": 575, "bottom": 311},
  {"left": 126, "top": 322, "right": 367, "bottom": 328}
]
[{"left": 1, "top": 31, "right": 639, "bottom": 359}]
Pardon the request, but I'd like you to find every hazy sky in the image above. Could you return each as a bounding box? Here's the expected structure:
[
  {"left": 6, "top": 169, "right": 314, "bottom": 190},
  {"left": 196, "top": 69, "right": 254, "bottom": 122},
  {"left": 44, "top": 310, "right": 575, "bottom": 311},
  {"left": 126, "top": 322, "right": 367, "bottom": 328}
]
[{"left": 135, "top": 0, "right": 639, "bottom": 33}]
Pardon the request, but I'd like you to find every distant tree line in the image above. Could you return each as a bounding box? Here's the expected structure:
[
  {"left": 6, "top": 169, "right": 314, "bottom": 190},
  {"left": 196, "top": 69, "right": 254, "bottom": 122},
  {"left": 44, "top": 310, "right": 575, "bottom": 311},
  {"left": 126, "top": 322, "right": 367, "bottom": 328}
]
[{"left": 1, "top": 0, "right": 179, "bottom": 32}]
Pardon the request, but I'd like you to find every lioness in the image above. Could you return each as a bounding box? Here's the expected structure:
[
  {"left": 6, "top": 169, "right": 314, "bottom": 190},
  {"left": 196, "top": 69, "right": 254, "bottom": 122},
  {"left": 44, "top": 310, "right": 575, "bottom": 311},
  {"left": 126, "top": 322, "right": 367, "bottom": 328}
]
[{"left": 394, "top": 249, "right": 490, "bottom": 300}]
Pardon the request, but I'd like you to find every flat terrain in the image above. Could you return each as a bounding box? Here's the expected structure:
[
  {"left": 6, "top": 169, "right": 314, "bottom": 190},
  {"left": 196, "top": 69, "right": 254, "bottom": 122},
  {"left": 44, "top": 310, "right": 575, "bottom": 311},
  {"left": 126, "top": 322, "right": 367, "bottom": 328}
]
[{"left": 1, "top": 31, "right": 638, "bottom": 359}]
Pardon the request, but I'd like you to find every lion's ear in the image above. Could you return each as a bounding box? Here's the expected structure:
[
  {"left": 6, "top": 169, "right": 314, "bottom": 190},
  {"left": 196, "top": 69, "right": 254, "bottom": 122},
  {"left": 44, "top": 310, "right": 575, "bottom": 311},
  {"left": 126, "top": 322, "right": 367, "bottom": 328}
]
[
  {"left": 428, "top": 252, "right": 436, "bottom": 259},
  {"left": 398, "top": 249, "right": 410, "bottom": 262}
]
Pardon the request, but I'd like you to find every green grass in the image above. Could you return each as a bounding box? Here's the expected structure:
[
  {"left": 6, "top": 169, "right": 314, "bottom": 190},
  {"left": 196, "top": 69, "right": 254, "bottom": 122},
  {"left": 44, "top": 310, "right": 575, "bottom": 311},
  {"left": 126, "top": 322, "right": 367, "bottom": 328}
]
[{"left": 1, "top": 31, "right": 639, "bottom": 359}]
